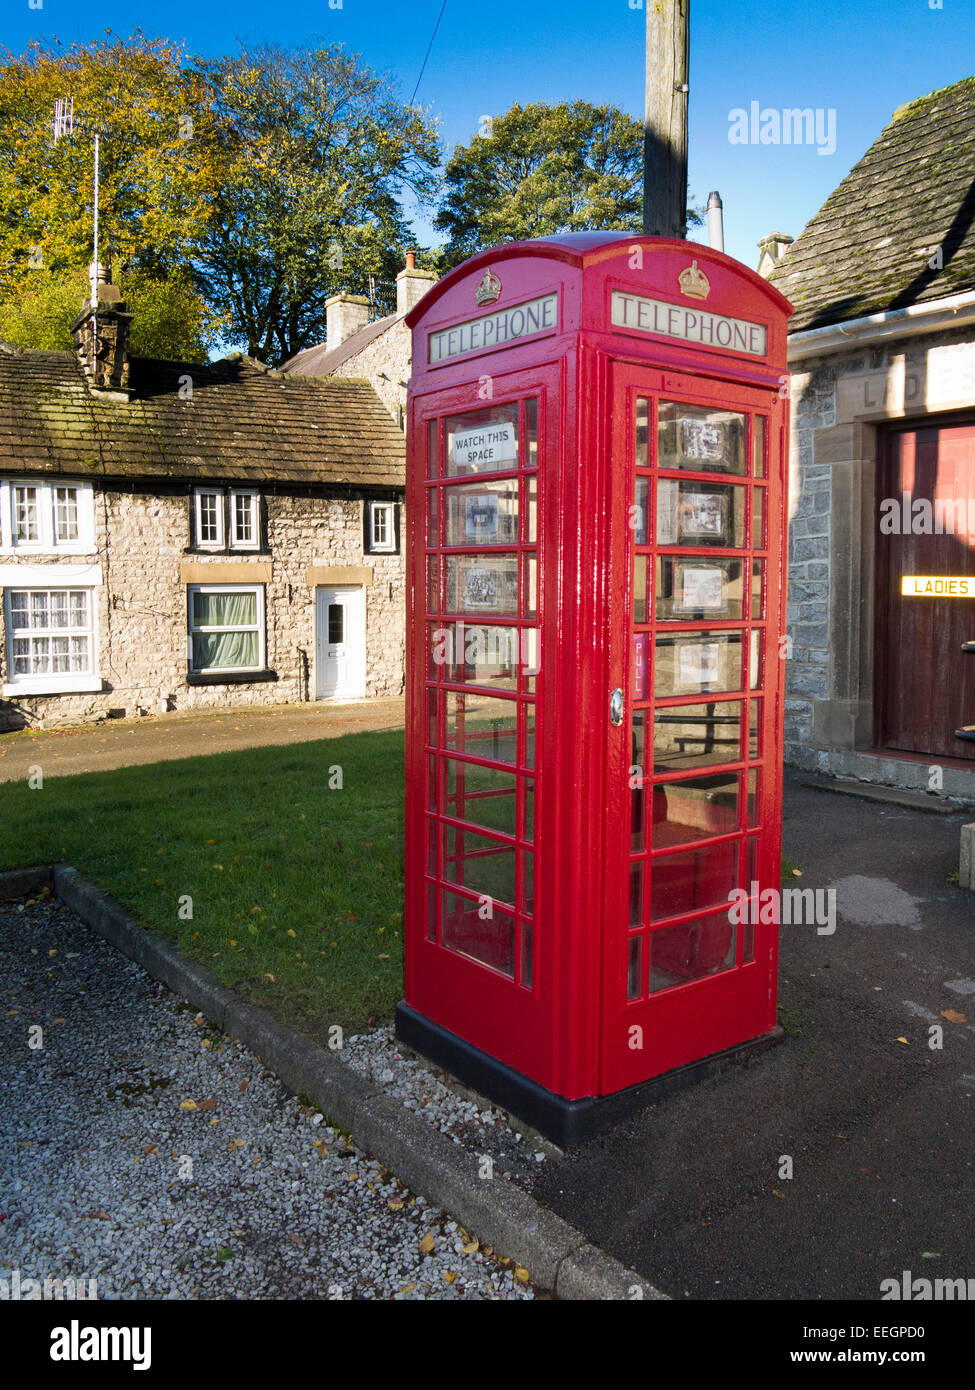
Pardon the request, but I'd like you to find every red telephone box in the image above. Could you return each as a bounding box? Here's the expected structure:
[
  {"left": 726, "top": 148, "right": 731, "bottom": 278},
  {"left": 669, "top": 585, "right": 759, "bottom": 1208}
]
[{"left": 397, "top": 232, "right": 792, "bottom": 1144}]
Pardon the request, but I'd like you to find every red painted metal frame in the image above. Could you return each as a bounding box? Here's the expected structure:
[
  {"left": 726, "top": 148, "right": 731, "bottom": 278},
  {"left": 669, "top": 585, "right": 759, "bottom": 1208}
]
[{"left": 405, "top": 233, "right": 791, "bottom": 1103}]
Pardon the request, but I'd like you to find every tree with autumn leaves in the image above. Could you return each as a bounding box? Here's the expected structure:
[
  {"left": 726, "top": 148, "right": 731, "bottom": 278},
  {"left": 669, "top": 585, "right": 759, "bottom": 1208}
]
[
  {"left": 0, "top": 33, "right": 439, "bottom": 364},
  {"left": 0, "top": 34, "right": 694, "bottom": 364}
]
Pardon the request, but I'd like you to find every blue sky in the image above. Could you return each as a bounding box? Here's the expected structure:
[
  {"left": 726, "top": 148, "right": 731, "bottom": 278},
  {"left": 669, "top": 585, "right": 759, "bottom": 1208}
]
[{"left": 6, "top": 0, "right": 974, "bottom": 267}]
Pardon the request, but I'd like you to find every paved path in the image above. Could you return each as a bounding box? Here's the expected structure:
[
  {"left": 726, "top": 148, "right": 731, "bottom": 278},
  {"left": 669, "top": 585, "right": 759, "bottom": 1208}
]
[
  {"left": 0, "top": 698, "right": 405, "bottom": 783},
  {"left": 0, "top": 897, "right": 532, "bottom": 1301}
]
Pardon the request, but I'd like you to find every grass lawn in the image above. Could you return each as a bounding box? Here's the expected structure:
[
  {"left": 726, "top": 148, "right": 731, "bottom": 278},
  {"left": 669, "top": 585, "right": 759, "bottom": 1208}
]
[{"left": 3, "top": 728, "right": 405, "bottom": 1042}]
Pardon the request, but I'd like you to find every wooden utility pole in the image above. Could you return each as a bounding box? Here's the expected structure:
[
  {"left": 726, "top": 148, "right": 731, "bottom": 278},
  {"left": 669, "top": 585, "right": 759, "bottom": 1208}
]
[{"left": 643, "top": 0, "right": 690, "bottom": 239}]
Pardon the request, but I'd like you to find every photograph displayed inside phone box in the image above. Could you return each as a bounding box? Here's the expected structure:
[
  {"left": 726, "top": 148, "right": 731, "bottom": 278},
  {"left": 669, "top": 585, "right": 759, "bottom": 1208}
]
[{"left": 398, "top": 232, "right": 793, "bottom": 1146}]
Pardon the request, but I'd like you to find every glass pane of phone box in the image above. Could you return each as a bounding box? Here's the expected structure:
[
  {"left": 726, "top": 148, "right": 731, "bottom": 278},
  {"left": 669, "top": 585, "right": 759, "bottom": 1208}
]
[
  {"left": 654, "top": 633, "right": 742, "bottom": 698},
  {"left": 654, "top": 700, "right": 742, "bottom": 771},
  {"left": 649, "top": 915, "right": 737, "bottom": 992},
  {"left": 442, "top": 888, "right": 515, "bottom": 978},
  {"left": 655, "top": 558, "right": 743, "bottom": 621},
  {"left": 651, "top": 773, "right": 740, "bottom": 848},
  {"left": 658, "top": 402, "right": 746, "bottom": 474},
  {"left": 446, "top": 481, "right": 519, "bottom": 546},
  {"left": 657, "top": 480, "right": 746, "bottom": 548},
  {"left": 650, "top": 838, "right": 741, "bottom": 920}
]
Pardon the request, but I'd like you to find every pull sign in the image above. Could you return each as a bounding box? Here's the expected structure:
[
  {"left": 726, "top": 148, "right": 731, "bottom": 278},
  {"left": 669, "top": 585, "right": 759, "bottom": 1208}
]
[{"left": 610, "top": 688, "right": 624, "bottom": 726}]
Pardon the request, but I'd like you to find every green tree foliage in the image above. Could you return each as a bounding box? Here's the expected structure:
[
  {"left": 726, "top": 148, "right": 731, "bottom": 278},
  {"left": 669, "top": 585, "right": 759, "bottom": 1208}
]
[
  {"left": 0, "top": 266, "right": 221, "bottom": 362},
  {"left": 193, "top": 43, "right": 440, "bottom": 364},
  {"left": 0, "top": 34, "right": 439, "bottom": 365},
  {"left": 0, "top": 33, "right": 220, "bottom": 291},
  {"left": 435, "top": 100, "right": 701, "bottom": 268}
]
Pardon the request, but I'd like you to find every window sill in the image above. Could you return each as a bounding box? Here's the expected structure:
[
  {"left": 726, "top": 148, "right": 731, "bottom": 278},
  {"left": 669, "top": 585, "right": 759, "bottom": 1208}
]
[
  {"left": 185, "top": 669, "right": 278, "bottom": 686},
  {"left": 2, "top": 675, "right": 102, "bottom": 697},
  {"left": 183, "top": 548, "right": 270, "bottom": 558},
  {"left": 0, "top": 548, "right": 98, "bottom": 558}
]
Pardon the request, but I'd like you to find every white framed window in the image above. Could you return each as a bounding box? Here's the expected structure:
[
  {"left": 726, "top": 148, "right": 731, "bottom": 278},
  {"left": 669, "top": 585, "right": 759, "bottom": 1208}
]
[
  {"left": 230, "top": 490, "right": 259, "bottom": 550},
  {"left": 2, "top": 571, "right": 101, "bottom": 695},
  {"left": 188, "top": 584, "right": 265, "bottom": 674},
  {"left": 193, "top": 489, "right": 225, "bottom": 549},
  {"left": 367, "top": 500, "right": 397, "bottom": 554},
  {"left": 0, "top": 479, "right": 94, "bottom": 554},
  {"left": 192, "top": 488, "right": 260, "bottom": 550}
]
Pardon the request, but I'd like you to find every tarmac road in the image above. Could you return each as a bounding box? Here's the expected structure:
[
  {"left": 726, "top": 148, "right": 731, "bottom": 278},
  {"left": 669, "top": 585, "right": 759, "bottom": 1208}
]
[{"left": 532, "top": 772, "right": 975, "bottom": 1300}]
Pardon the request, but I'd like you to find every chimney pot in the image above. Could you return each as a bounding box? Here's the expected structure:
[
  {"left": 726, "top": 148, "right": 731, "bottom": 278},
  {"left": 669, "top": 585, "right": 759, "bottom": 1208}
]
[{"left": 395, "top": 255, "right": 437, "bottom": 317}]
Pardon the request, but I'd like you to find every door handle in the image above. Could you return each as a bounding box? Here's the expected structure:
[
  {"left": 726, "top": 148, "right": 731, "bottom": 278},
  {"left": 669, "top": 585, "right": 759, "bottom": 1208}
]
[{"left": 610, "top": 688, "right": 624, "bottom": 726}]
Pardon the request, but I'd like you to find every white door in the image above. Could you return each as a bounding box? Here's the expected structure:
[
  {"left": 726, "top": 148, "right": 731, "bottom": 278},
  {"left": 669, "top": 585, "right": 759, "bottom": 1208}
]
[{"left": 315, "top": 587, "right": 366, "bottom": 699}]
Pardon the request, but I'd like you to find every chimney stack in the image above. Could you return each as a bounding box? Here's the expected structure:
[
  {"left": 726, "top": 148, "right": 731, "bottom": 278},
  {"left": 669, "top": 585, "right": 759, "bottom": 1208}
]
[
  {"left": 324, "top": 293, "right": 370, "bottom": 348},
  {"left": 71, "top": 262, "right": 133, "bottom": 400},
  {"left": 396, "top": 252, "right": 436, "bottom": 316},
  {"left": 756, "top": 232, "right": 794, "bottom": 279}
]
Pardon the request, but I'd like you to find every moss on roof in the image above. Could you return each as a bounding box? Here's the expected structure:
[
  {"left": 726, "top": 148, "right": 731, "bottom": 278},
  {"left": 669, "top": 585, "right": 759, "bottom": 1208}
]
[
  {"left": 770, "top": 76, "right": 975, "bottom": 332},
  {"left": 0, "top": 345, "right": 405, "bottom": 487}
]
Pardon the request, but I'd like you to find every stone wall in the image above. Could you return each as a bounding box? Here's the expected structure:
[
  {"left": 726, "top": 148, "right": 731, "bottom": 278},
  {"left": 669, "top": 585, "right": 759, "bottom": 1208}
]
[
  {"left": 331, "top": 319, "right": 412, "bottom": 426},
  {"left": 785, "top": 323, "right": 975, "bottom": 783},
  {"left": 0, "top": 485, "right": 404, "bottom": 731}
]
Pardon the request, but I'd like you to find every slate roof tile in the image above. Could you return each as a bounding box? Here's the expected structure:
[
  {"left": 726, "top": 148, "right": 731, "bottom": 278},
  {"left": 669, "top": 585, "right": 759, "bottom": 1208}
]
[
  {"left": 771, "top": 77, "right": 975, "bottom": 332},
  {"left": 0, "top": 345, "right": 405, "bottom": 488}
]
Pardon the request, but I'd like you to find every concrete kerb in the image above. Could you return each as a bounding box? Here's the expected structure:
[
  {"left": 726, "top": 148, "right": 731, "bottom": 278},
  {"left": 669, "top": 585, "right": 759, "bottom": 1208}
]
[{"left": 7, "top": 864, "right": 664, "bottom": 1302}]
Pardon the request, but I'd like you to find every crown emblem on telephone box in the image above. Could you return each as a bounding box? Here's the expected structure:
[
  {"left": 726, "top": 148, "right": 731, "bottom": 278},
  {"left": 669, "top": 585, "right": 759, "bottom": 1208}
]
[
  {"left": 678, "top": 260, "right": 710, "bottom": 300},
  {"left": 475, "top": 268, "right": 502, "bottom": 305}
]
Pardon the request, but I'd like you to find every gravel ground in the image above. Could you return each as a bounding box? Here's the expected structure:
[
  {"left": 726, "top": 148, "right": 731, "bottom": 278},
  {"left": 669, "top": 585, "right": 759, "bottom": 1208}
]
[
  {"left": 341, "top": 1027, "right": 555, "bottom": 1188},
  {"left": 0, "top": 894, "right": 534, "bottom": 1301}
]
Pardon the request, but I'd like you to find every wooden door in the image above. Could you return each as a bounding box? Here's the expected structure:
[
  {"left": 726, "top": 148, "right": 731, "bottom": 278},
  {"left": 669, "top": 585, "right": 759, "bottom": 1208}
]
[{"left": 876, "top": 420, "right": 975, "bottom": 760}]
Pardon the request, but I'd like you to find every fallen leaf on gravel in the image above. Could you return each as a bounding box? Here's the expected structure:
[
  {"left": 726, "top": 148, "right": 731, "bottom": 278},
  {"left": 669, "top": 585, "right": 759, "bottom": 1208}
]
[
  {"left": 514, "top": 1267, "right": 530, "bottom": 1283},
  {"left": 179, "top": 1099, "right": 198, "bottom": 1111},
  {"left": 388, "top": 1200, "right": 404, "bottom": 1211},
  {"left": 398, "top": 1282, "right": 416, "bottom": 1295},
  {"left": 142, "top": 1145, "right": 157, "bottom": 1156},
  {"left": 287, "top": 1231, "right": 304, "bottom": 1246},
  {"left": 895, "top": 1037, "right": 910, "bottom": 1045},
  {"left": 198, "top": 1099, "right": 216, "bottom": 1112},
  {"left": 941, "top": 1009, "right": 966, "bottom": 1024},
  {"left": 443, "top": 1271, "right": 458, "bottom": 1284},
  {"left": 229, "top": 1138, "right": 247, "bottom": 1150},
  {"left": 462, "top": 1239, "right": 479, "bottom": 1254},
  {"left": 239, "top": 1078, "right": 249, "bottom": 1091},
  {"left": 418, "top": 1232, "right": 435, "bottom": 1254},
  {"left": 87, "top": 1211, "right": 111, "bottom": 1221}
]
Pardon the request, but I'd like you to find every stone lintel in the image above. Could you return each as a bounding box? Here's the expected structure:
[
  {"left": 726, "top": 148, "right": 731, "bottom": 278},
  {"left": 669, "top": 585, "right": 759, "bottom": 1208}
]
[
  {"left": 306, "top": 565, "right": 373, "bottom": 587},
  {"left": 179, "top": 561, "right": 273, "bottom": 584}
]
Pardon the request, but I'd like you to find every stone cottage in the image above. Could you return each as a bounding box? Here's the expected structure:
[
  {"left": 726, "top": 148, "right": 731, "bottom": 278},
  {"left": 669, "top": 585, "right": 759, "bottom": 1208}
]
[
  {"left": 765, "top": 75, "right": 975, "bottom": 801},
  {"left": 283, "top": 253, "right": 437, "bottom": 420},
  {"left": 0, "top": 270, "right": 406, "bottom": 731}
]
